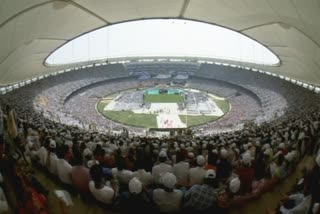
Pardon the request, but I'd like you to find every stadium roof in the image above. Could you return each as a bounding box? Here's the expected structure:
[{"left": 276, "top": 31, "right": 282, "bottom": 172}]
[{"left": 0, "top": 1, "right": 320, "bottom": 86}]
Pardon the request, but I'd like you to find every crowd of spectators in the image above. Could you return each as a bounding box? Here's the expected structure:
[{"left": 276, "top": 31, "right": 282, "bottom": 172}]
[
  {"left": 1, "top": 98, "right": 320, "bottom": 213},
  {"left": 0, "top": 63, "right": 319, "bottom": 213}
]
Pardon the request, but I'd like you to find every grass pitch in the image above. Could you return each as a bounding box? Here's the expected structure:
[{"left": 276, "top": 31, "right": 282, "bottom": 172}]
[
  {"left": 96, "top": 90, "right": 230, "bottom": 128},
  {"left": 144, "top": 94, "right": 184, "bottom": 103},
  {"left": 179, "top": 115, "right": 220, "bottom": 127},
  {"left": 97, "top": 102, "right": 157, "bottom": 128}
]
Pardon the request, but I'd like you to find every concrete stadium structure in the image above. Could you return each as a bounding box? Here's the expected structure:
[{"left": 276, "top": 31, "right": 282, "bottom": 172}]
[{"left": 0, "top": 1, "right": 319, "bottom": 87}]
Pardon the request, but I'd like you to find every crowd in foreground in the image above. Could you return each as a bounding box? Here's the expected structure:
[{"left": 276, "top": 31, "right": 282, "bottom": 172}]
[{"left": 0, "top": 99, "right": 320, "bottom": 214}]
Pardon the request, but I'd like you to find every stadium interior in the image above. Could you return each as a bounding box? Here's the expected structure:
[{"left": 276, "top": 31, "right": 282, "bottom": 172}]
[{"left": 0, "top": 1, "right": 320, "bottom": 214}]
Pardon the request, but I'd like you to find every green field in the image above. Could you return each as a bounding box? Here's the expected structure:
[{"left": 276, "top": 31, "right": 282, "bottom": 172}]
[
  {"left": 97, "top": 102, "right": 157, "bottom": 128},
  {"left": 179, "top": 115, "right": 220, "bottom": 127},
  {"left": 144, "top": 94, "right": 184, "bottom": 103},
  {"left": 210, "top": 98, "right": 230, "bottom": 113},
  {"left": 96, "top": 90, "right": 230, "bottom": 128}
]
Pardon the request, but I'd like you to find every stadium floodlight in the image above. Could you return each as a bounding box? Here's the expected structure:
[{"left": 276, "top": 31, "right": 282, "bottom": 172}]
[{"left": 46, "top": 19, "right": 280, "bottom": 67}]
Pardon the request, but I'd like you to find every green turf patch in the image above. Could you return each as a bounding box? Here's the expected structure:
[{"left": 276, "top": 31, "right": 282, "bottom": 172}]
[
  {"left": 97, "top": 101, "right": 157, "bottom": 128},
  {"left": 144, "top": 94, "right": 184, "bottom": 103},
  {"left": 210, "top": 98, "right": 230, "bottom": 114},
  {"left": 179, "top": 115, "right": 220, "bottom": 127}
]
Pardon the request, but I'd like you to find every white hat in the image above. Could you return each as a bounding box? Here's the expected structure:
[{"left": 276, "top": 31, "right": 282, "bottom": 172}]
[
  {"left": 205, "top": 169, "right": 216, "bottom": 179},
  {"left": 242, "top": 153, "right": 251, "bottom": 165},
  {"left": 264, "top": 148, "right": 272, "bottom": 156},
  {"left": 212, "top": 149, "right": 218, "bottom": 154},
  {"left": 220, "top": 149, "right": 228, "bottom": 158},
  {"left": 49, "top": 140, "right": 56, "bottom": 148},
  {"left": 285, "top": 153, "right": 294, "bottom": 162},
  {"left": 160, "top": 172, "right": 176, "bottom": 189},
  {"left": 159, "top": 150, "right": 167, "bottom": 158},
  {"left": 83, "top": 148, "right": 92, "bottom": 157},
  {"left": 129, "top": 177, "right": 143, "bottom": 194},
  {"left": 264, "top": 144, "right": 271, "bottom": 150},
  {"left": 87, "top": 160, "right": 99, "bottom": 168},
  {"left": 278, "top": 143, "right": 285, "bottom": 149},
  {"left": 196, "top": 155, "right": 205, "bottom": 166},
  {"left": 229, "top": 177, "right": 241, "bottom": 193},
  {"left": 188, "top": 152, "right": 195, "bottom": 158},
  {"left": 316, "top": 155, "right": 320, "bottom": 167}
]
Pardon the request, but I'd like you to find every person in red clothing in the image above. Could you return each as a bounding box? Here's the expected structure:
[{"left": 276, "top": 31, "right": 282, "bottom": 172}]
[{"left": 236, "top": 153, "right": 254, "bottom": 195}]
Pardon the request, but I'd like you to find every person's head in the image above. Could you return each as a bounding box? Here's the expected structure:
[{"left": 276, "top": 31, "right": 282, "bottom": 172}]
[
  {"left": 129, "top": 177, "right": 143, "bottom": 195},
  {"left": 160, "top": 172, "right": 177, "bottom": 192},
  {"left": 242, "top": 153, "right": 252, "bottom": 167},
  {"left": 48, "top": 139, "right": 56, "bottom": 153},
  {"left": 220, "top": 148, "right": 228, "bottom": 159},
  {"left": 158, "top": 150, "right": 167, "bottom": 163},
  {"left": 90, "top": 164, "right": 104, "bottom": 189},
  {"left": 196, "top": 155, "right": 205, "bottom": 167},
  {"left": 229, "top": 177, "right": 241, "bottom": 195},
  {"left": 204, "top": 169, "right": 218, "bottom": 187}
]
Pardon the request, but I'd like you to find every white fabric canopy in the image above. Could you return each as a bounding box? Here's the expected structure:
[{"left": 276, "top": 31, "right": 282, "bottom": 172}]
[{"left": 0, "top": 0, "right": 319, "bottom": 86}]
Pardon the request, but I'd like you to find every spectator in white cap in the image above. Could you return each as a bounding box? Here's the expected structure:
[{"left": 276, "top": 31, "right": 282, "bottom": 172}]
[
  {"left": 229, "top": 177, "right": 241, "bottom": 193},
  {"left": 184, "top": 169, "right": 219, "bottom": 212},
  {"left": 217, "top": 177, "right": 243, "bottom": 210},
  {"left": 153, "top": 172, "right": 183, "bottom": 213},
  {"left": 236, "top": 153, "right": 254, "bottom": 194},
  {"left": 152, "top": 150, "right": 173, "bottom": 185},
  {"left": 188, "top": 155, "right": 207, "bottom": 186},
  {"left": 117, "top": 177, "right": 153, "bottom": 213},
  {"left": 173, "top": 151, "right": 190, "bottom": 186},
  {"left": 46, "top": 139, "right": 59, "bottom": 175}
]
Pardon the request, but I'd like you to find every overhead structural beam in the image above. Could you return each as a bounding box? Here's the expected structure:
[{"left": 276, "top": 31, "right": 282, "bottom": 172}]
[
  {"left": 178, "top": 0, "right": 190, "bottom": 18},
  {"left": 67, "top": 0, "right": 110, "bottom": 24}
]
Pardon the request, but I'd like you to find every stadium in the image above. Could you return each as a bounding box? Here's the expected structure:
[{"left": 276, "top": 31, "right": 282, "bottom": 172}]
[{"left": 0, "top": 1, "right": 320, "bottom": 214}]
